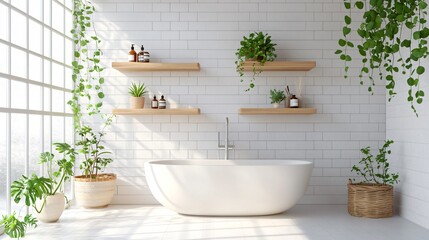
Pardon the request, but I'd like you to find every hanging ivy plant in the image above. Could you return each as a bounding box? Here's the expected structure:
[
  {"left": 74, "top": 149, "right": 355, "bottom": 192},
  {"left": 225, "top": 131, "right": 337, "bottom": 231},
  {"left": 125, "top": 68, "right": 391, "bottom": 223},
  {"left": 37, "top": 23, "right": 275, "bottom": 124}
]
[
  {"left": 337, "top": 0, "right": 429, "bottom": 115},
  {"left": 70, "top": 0, "right": 107, "bottom": 129}
]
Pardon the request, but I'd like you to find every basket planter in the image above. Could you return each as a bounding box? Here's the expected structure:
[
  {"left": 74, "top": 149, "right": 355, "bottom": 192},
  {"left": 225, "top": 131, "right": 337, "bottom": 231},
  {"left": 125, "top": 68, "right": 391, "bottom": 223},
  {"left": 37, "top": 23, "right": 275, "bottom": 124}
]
[
  {"left": 347, "top": 181, "right": 393, "bottom": 218},
  {"left": 130, "top": 96, "right": 145, "bottom": 109},
  {"left": 74, "top": 173, "right": 117, "bottom": 208}
]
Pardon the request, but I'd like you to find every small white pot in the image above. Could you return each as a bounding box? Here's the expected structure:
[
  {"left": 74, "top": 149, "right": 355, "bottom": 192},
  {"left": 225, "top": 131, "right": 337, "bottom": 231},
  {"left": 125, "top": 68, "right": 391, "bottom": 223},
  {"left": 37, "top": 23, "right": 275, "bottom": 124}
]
[
  {"left": 35, "top": 193, "right": 65, "bottom": 223},
  {"left": 0, "top": 223, "right": 4, "bottom": 235},
  {"left": 130, "top": 96, "right": 145, "bottom": 109},
  {"left": 74, "top": 174, "right": 117, "bottom": 208},
  {"left": 272, "top": 103, "right": 281, "bottom": 108}
]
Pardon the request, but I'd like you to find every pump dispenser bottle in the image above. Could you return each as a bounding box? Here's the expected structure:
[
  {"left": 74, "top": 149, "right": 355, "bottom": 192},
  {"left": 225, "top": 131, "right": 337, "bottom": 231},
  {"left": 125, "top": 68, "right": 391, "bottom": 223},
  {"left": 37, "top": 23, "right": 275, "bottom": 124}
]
[{"left": 129, "top": 44, "right": 137, "bottom": 62}]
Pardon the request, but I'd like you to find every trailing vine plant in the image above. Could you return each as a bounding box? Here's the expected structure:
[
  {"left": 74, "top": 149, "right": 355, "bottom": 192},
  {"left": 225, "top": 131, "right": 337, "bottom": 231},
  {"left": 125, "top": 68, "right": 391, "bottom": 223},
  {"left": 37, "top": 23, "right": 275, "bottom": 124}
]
[
  {"left": 70, "top": 0, "right": 107, "bottom": 130},
  {"left": 337, "top": 0, "right": 429, "bottom": 116}
]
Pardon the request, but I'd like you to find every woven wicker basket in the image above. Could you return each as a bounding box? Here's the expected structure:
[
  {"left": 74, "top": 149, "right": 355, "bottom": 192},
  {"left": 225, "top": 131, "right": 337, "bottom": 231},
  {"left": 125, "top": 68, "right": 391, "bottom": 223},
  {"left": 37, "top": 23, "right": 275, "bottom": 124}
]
[{"left": 347, "top": 180, "right": 393, "bottom": 218}]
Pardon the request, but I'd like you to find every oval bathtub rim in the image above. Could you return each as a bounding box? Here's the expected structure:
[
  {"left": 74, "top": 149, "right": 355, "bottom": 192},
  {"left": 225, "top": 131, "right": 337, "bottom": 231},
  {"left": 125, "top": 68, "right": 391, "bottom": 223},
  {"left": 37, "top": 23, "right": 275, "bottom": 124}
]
[{"left": 145, "top": 159, "right": 314, "bottom": 167}]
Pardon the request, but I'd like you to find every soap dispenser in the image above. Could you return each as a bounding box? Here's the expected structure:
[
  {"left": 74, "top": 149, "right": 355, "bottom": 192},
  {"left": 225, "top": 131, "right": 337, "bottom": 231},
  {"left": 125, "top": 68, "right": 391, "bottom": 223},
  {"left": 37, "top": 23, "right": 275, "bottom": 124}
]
[
  {"left": 137, "top": 45, "right": 145, "bottom": 62},
  {"left": 158, "top": 95, "right": 166, "bottom": 109},
  {"left": 151, "top": 96, "right": 158, "bottom": 109},
  {"left": 129, "top": 44, "right": 137, "bottom": 62}
]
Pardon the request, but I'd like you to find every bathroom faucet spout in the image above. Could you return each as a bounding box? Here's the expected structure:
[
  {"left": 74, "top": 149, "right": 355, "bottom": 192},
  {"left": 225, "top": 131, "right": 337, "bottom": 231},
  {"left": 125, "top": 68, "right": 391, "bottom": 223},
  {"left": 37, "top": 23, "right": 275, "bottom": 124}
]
[{"left": 218, "top": 117, "right": 234, "bottom": 160}]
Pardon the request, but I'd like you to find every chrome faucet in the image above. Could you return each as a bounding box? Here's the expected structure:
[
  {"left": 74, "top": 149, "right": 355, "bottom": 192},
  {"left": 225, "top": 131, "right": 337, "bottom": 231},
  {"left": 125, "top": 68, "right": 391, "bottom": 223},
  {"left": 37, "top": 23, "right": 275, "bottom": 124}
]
[{"left": 218, "top": 117, "right": 235, "bottom": 160}]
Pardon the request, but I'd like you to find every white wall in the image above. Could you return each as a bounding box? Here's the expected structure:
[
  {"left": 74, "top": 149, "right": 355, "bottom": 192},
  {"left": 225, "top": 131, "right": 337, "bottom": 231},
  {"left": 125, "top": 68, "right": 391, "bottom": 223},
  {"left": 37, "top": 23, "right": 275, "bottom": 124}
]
[
  {"left": 91, "top": 0, "right": 386, "bottom": 205},
  {"left": 387, "top": 66, "right": 429, "bottom": 228}
]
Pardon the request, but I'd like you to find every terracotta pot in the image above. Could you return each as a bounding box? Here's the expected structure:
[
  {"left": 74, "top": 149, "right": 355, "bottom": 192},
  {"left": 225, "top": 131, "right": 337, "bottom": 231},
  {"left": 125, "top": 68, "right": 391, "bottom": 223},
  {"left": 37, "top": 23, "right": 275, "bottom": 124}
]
[
  {"left": 35, "top": 193, "right": 65, "bottom": 223},
  {"left": 74, "top": 173, "right": 117, "bottom": 208},
  {"left": 130, "top": 97, "right": 145, "bottom": 109}
]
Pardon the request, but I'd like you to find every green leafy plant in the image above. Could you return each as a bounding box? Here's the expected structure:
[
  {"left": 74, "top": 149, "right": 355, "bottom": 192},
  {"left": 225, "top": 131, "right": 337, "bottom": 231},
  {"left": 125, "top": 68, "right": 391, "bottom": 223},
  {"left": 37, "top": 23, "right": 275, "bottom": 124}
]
[
  {"left": 1, "top": 213, "right": 37, "bottom": 239},
  {"left": 351, "top": 140, "right": 399, "bottom": 185},
  {"left": 269, "top": 89, "right": 286, "bottom": 104},
  {"left": 337, "top": 0, "right": 428, "bottom": 116},
  {"left": 128, "top": 82, "right": 148, "bottom": 97},
  {"left": 1, "top": 144, "right": 76, "bottom": 238},
  {"left": 235, "top": 32, "right": 277, "bottom": 91},
  {"left": 76, "top": 124, "right": 113, "bottom": 178}
]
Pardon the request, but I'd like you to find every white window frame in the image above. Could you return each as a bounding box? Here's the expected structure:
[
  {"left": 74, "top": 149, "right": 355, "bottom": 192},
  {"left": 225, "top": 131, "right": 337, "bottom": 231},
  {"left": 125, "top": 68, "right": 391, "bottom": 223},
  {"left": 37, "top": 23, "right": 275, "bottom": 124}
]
[{"left": 0, "top": 0, "right": 73, "bottom": 215}]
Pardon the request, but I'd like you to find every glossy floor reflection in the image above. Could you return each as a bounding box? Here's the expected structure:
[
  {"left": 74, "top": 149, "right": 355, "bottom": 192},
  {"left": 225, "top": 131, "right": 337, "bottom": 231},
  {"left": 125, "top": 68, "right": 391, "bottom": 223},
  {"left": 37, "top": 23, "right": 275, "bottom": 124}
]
[{"left": 15, "top": 205, "right": 429, "bottom": 240}]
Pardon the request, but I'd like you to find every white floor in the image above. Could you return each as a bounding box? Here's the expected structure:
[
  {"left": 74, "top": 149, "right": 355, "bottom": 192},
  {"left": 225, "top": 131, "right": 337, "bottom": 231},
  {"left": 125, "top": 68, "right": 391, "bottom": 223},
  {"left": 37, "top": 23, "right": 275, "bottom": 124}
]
[{"left": 7, "top": 205, "right": 429, "bottom": 240}]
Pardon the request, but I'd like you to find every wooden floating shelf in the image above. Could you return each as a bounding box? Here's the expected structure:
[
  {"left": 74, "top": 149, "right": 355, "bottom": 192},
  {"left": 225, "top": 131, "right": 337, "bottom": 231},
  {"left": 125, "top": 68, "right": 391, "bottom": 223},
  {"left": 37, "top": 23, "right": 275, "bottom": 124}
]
[
  {"left": 242, "top": 61, "right": 316, "bottom": 71},
  {"left": 239, "top": 108, "right": 317, "bottom": 115},
  {"left": 112, "top": 108, "right": 201, "bottom": 115},
  {"left": 112, "top": 62, "right": 200, "bottom": 71}
]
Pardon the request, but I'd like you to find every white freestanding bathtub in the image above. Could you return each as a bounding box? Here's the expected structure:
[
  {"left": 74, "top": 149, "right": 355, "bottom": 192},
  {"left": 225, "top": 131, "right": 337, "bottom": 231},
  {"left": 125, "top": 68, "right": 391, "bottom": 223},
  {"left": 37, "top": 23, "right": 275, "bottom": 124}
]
[{"left": 144, "top": 160, "right": 313, "bottom": 216}]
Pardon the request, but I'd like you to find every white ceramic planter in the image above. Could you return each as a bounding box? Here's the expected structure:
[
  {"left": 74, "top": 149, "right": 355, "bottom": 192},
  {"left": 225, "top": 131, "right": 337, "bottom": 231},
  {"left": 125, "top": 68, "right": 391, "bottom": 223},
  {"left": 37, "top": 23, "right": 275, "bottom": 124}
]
[
  {"left": 0, "top": 223, "right": 4, "bottom": 236},
  {"left": 35, "top": 193, "right": 65, "bottom": 223},
  {"left": 272, "top": 103, "right": 281, "bottom": 108},
  {"left": 74, "top": 174, "right": 117, "bottom": 208},
  {"left": 130, "top": 97, "right": 145, "bottom": 109}
]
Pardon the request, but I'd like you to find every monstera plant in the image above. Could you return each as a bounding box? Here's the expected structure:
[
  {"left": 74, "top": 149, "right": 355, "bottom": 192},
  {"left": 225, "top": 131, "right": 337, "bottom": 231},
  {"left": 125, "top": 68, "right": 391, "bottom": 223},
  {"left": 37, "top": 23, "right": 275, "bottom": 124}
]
[{"left": 337, "top": 0, "right": 429, "bottom": 115}]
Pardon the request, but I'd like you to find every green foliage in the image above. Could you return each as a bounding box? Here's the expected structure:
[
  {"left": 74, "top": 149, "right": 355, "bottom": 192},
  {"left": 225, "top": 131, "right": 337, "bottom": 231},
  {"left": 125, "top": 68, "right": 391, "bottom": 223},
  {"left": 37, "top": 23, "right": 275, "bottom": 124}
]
[
  {"left": 70, "top": 0, "right": 110, "bottom": 129},
  {"left": 235, "top": 32, "right": 277, "bottom": 92},
  {"left": 351, "top": 140, "right": 399, "bottom": 185},
  {"left": 128, "top": 82, "right": 148, "bottom": 97},
  {"left": 76, "top": 125, "right": 113, "bottom": 178},
  {"left": 269, "top": 89, "right": 286, "bottom": 104},
  {"left": 1, "top": 213, "right": 37, "bottom": 239},
  {"left": 337, "top": 0, "right": 428, "bottom": 116}
]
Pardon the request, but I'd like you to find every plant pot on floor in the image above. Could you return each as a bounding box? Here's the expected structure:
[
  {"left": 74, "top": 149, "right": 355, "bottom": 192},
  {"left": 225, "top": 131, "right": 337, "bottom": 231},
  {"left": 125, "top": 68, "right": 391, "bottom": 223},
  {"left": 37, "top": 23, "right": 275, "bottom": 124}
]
[
  {"left": 130, "top": 97, "right": 145, "bottom": 109},
  {"left": 74, "top": 173, "right": 117, "bottom": 208},
  {"left": 35, "top": 193, "right": 65, "bottom": 223},
  {"left": 347, "top": 181, "right": 393, "bottom": 218}
]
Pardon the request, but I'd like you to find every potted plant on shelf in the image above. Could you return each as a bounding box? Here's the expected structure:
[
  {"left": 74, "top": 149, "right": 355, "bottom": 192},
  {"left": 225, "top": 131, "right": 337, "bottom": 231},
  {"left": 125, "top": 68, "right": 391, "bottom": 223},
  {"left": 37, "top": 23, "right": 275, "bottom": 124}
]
[
  {"left": 0, "top": 144, "right": 75, "bottom": 238},
  {"left": 235, "top": 32, "right": 277, "bottom": 92},
  {"left": 348, "top": 140, "right": 399, "bottom": 218},
  {"left": 128, "top": 82, "right": 147, "bottom": 109},
  {"left": 269, "top": 89, "right": 285, "bottom": 108}
]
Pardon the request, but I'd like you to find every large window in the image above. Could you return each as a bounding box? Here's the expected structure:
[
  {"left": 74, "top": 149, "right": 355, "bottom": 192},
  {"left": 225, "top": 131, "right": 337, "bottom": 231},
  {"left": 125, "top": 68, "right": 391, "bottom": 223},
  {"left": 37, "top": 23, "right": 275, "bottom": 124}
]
[{"left": 0, "top": 0, "right": 73, "bottom": 214}]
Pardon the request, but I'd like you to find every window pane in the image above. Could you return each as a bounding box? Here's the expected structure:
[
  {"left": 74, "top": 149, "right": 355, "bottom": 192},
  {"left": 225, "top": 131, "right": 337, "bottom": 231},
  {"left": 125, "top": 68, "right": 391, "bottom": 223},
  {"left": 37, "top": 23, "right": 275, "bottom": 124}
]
[
  {"left": 65, "top": 116, "right": 73, "bottom": 143},
  {"left": 29, "top": 0, "right": 43, "bottom": 21},
  {"left": 29, "top": 54, "right": 43, "bottom": 82},
  {"left": 10, "top": 0, "right": 27, "bottom": 13},
  {"left": 43, "top": 0, "right": 51, "bottom": 26},
  {"left": 43, "top": 87, "right": 50, "bottom": 111},
  {"left": 29, "top": 84, "right": 42, "bottom": 111},
  {"left": 29, "top": 19, "right": 43, "bottom": 55},
  {"left": 10, "top": 80, "right": 27, "bottom": 109},
  {"left": 65, "top": 9, "right": 72, "bottom": 38},
  {"left": 65, "top": 67, "right": 72, "bottom": 89},
  {"left": 65, "top": 92, "right": 72, "bottom": 113},
  {"left": 52, "top": 116, "right": 64, "bottom": 143},
  {"left": 29, "top": 114, "right": 42, "bottom": 175},
  {"left": 52, "top": 1, "right": 64, "bottom": 34},
  {"left": 0, "top": 43, "right": 9, "bottom": 74},
  {"left": 0, "top": 78, "right": 8, "bottom": 108},
  {"left": 43, "top": 115, "right": 51, "bottom": 151},
  {"left": 52, "top": 32, "right": 64, "bottom": 63},
  {"left": 52, "top": 62, "right": 64, "bottom": 87},
  {"left": 44, "top": 59, "right": 51, "bottom": 84},
  {"left": 11, "top": 10, "right": 27, "bottom": 48},
  {"left": 0, "top": 113, "right": 6, "bottom": 213},
  {"left": 11, "top": 47, "right": 27, "bottom": 79},
  {"left": 44, "top": 28, "right": 51, "bottom": 58},
  {"left": 65, "top": 38, "right": 72, "bottom": 66},
  {"left": 10, "top": 113, "right": 26, "bottom": 212},
  {"left": 0, "top": 4, "right": 9, "bottom": 41},
  {"left": 52, "top": 89, "right": 64, "bottom": 113}
]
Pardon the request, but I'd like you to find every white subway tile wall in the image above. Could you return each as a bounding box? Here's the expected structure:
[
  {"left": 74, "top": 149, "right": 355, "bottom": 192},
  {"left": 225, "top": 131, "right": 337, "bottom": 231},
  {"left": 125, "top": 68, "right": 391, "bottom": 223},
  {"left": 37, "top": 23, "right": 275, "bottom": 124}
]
[
  {"left": 92, "top": 0, "right": 386, "bottom": 205},
  {"left": 387, "top": 61, "right": 429, "bottom": 228}
]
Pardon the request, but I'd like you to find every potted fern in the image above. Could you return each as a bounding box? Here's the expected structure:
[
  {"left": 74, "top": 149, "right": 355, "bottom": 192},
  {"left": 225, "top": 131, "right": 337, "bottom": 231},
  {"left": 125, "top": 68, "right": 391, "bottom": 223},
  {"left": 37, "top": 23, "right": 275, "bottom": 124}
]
[
  {"left": 128, "top": 82, "right": 148, "bottom": 109},
  {"left": 348, "top": 140, "right": 399, "bottom": 218},
  {"left": 0, "top": 143, "right": 75, "bottom": 238},
  {"left": 235, "top": 32, "right": 277, "bottom": 91},
  {"left": 269, "top": 89, "right": 285, "bottom": 108}
]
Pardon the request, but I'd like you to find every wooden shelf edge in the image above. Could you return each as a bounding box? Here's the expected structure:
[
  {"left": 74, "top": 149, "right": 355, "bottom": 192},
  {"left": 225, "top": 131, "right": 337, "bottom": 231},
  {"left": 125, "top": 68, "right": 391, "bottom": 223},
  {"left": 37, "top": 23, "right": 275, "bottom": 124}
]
[
  {"left": 242, "top": 61, "right": 316, "bottom": 71},
  {"left": 112, "top": 108, "right": 200, "bottom": 115},
  {"left": 239, "top": 108, "right": 317, "bottom": 115},
  {"left": 112, "top": 62, "right": 200, "bottom": 71}
]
